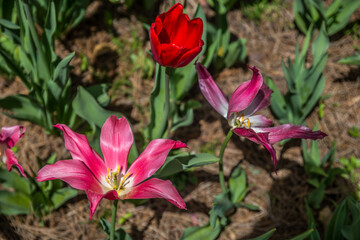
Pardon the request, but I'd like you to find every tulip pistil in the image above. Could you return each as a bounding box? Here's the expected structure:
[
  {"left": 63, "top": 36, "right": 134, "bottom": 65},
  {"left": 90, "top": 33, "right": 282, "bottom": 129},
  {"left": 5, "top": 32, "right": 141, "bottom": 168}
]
[{"left": 105, "top": 166, "right": 131, "bottom": 194}]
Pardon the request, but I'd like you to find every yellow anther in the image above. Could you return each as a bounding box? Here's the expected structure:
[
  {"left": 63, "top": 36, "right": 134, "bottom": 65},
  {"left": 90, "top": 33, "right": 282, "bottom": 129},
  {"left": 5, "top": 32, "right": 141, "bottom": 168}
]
[
  {"left": 118, "top": 172, "right": 131, "bottom": 190},
  {"left": 241, "top": 113, "right": 245, "bottom": 122},
  {"left": 116, "top": 165, "right": 120, "bottom": 173},
  {"left": 247, "top": 119, "right": 251, "bottom": 128},
  {"left": 105, "top": 176, "right": 111, "bottom": 185}
]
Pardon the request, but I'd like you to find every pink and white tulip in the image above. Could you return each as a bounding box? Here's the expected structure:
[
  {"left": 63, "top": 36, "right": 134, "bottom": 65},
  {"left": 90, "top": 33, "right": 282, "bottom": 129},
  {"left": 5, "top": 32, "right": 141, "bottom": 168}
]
[
  {"left": 0, "top": 125, "right": 26, "bottom": 177},
  {"left": 37, "top": 116, "right": 187, "bottom": 219},
  {"left": 196, "top": 63, "right": 327, "bottom": 171}
]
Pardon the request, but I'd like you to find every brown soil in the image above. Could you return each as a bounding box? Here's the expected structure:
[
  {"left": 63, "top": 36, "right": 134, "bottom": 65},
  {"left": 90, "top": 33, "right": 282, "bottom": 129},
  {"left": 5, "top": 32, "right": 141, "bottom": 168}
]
[{"left": 1, "top": 0, "right": 359, "bottom": 239}]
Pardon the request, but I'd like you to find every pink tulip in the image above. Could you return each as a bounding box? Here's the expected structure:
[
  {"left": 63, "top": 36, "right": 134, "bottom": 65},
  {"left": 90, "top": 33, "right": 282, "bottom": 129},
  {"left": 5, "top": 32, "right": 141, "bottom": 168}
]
[
  {"left": 37, "top": 116, "right": 187, "bottom": 219},
  {"left": 0, "top": 125, "right": 26, "bottom": 177},
  {"left": 196, "top": 63, "right": 327, "bottom": 170}
]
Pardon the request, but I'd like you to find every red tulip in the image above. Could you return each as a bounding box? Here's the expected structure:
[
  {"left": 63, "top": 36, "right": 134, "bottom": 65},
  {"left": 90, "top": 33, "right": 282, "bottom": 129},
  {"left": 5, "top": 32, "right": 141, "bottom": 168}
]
[{"left": 149, "top": 3, "right": 204, "bottom": 68}]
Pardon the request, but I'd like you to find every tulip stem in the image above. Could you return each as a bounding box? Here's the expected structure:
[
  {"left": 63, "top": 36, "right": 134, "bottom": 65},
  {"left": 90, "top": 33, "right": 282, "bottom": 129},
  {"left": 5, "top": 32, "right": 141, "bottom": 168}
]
[
  {"left": 218, "top": 129, "right": 233, "bottom": 193},
  {"left": 164, "top": 68, "right": 170, "bottom": 137},
  {"left": 110, "top": 200, "right": 118, "bottom": 240}
]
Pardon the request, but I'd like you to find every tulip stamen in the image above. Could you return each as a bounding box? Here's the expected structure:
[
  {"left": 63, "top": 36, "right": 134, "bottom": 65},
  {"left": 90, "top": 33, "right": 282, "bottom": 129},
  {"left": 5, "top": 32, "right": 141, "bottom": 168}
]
[{"left": 234, "top": 113, "right": 251, "bottom": 129}]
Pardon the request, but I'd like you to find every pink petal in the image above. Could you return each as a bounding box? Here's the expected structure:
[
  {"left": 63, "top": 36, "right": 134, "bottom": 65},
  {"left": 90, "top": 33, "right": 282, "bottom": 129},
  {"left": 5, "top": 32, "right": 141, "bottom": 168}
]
[
  {"left": 242, "top": 82, "right": 273, "bottom": 116},
  {"left": 126, "top": 140, "right": 187, "bottom": 187},
  {"left": 248, "top": 115, "right": 273, "bottom": 127},
  {"left": 233, "top": 128, "right": 278, "bottom": 171},
  {"left": 54, "top": 124, "right": 106, "bottom": 181},
  {"left": 228, "top": 66, "right": 263, "bottom": 118},
  {"left": 100, "top": 116, "right": 133, "bottom": 174},
  {"left": 256, "top": 124, "right": 327, "bottom": 144},
  {"left": 0, "top": 125, "right": 25, "bottom": 148},
  {"left": 86, "top": 190, "right": 118, "bottom": 220},
  {"left": 5, "top": 148, "right": 26, "bottom": 178},
  {"left": 196, "top": 63, "right": 229, "bottom": 118},
  {"left": 37, "top": 159, "right": 103, "bottom": 193},
  {"left": 125, "top": 178, "right": 186, "bottom": 210}
]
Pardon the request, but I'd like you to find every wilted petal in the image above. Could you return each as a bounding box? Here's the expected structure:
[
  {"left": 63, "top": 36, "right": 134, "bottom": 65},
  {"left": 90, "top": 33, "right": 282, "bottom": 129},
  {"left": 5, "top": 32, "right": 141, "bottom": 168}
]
[
  {"left": 228, "top": 66, "right": 263, "bottom": 118},
  {"left": 248, "top": 115, "right": 273, "bottom": 127},
  {"left": 5, "top": 148, "right": 26, "bottom": 178},
  {"left": 54, "top": 124, "right": 106, "bottom": 181},
  {"left": 242, "top": 83, "right": 273, "bottom": 116},
  {"left": 126, "top": 139, "right": 186, "bottom": 187},
  {"left": 37, "top": 160, "right": 103, "bottom": 193},
  {"left": 256, "top": 124, "right": 327, "bottom": 144},
  {"left": 125, "top": 178, "right": 186, "bottom": 209},
  {"left": 196, "top": 63, "right": 229, "bottom": 118},
  {"left": 100, "top": 116, "right": 133, "bottom": 174},
  {"left": 233, "top": 128, "right": 278, "bottom": 171},
  {"left": 0, "top": 125, "right": 25, "bottom": 148}
]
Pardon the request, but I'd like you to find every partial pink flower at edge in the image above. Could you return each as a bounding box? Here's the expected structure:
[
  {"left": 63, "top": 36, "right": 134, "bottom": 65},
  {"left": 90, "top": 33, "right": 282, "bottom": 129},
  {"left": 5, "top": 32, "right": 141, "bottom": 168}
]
[
  {"left": 195, "top": 63, "right": 327, "bottom": 171},
  {"left": 0, "top": 125, "right": 26, "bottom": 177},
  {"left": 37, "top": 116, "right": 187, "bottom": 219}
]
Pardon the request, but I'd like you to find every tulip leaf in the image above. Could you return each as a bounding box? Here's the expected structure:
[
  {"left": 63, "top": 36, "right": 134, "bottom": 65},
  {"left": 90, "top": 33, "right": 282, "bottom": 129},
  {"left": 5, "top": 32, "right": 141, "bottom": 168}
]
[
  {"left": 248, "top": 228, "right": 276, "bottom": 240},
  {"left": 99, "top": 218, "right": 132, "bottom": 240},
  {"left": 338, "top": 53, "right": 360, "bottom": 66},
  {"left": 224, "top": 38, "right": 247, "bottom": 68},
  {"left": 146, "top": 63, "right": 168, "bottom": 139},
  {"left": 180, "top": 221, "right": 221, "bottom": 240},
  {"left": 0, "top": 94, "right": 44, "bottom": 126},
  {"left": 72, "top": 86, "right": 121, "bottom": 128},
  {"left": 308, "top": 183, "right": 325, "bottom": 209},
  {"left": 305, "top": 200, "right": 321, "bottom": 240},
  {"left": 288, "top": 229, "right": 315, "bottom": 240},
  {"left": 155, "top": 153, "right": 219, "bottom": 178},
  {"left": 51, "top": 187, "right": 78, "bottom": 210},
  {"left": 0, "top": 191, "right": 32, "bottom": 215},
  {"left": 0, "top": 168, "right": 30, "bottom": 195},
  {"left": 209, "top": 192, "right": 233, "bottom": 228},
  {"left": 228, "top": 165, "right": 248, "bottom": 204}
]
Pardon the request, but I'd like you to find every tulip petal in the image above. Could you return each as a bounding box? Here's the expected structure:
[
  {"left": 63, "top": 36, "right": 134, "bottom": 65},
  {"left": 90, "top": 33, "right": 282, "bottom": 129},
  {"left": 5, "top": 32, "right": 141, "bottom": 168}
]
[
  {"left": 176, "top": 42, "right": 204, "bottom": 67},
  {"left": 248, "top": 115, "right": 273, "bottom": 127},
  {"left": 126, "top": 140, "right": 187, "bottom": 187},
  {"left": 160, "top": 43, "right": 182, "bottom": 67},
  {"left": 242, "top": 83, "right": 273, "bottom": 116},
  {"left": 196, "top": 63, "right": 229, "bottom": 118},
  {"left": 256, "top": 124, "right": 327, "bottom": 144},
  {"left": 149, "top": 23, "right": 162, "bottom": 65},
  {"left": 86, "top": 190, "right": 118, "bottom": 220},
  {"left": 0, "top": 125, "right": 25, "bottom": 148},
  {"left": 5, "top": 148, "right": 26, "bottom": 177},
  {"left": 228, "top": 66, "right": 263, "bottom": 118},
  {"left": 158, "top": 3, "right": 183, "bottom": 39},
  {"left": 172, "top": 15, "right": 203, "bottom": 50},
  {"left": 233, "top": 127, "right": 278, "bottom": 171},
  {"left": 54, "top": 124, "right": 106, "bottom": 181},
  {"left": 37, "top": 159, "right": 104, "bottom": 193},
  {"left": 125, "top": 178, "right": 186, "bottom": 209},
  {"left": 100, "top": 116, "right": 133, "bottom": 174}
]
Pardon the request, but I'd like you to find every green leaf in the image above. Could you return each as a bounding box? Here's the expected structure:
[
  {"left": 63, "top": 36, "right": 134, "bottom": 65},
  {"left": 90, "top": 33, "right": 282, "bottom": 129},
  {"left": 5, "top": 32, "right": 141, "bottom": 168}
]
[
  {"left": 348, "top": 126, "right": 359, "bottom": 138},
  {"left": 155, "top": 153, "right": 219, "bottom": 178},
  {"left": 267, "top": 77, "right": 287, "bottom": 120},
  {"left": 72, "top": 86, "right": 121, "bottom": 128},
  {"left": 308, "top": 184, "right": 325, "bottom": 209},
  {"left": 247, "top": 228, "right": 276, "bottom": 240},
  {"left": 305, "top": 200, "right": 321, "bottom": 240},
  {"left": 86, "top": 84, "right": 111, "bottom": 107},
  {"left": 180, "top": 221, "right": 221, "bottom": 240},
  {"left": 229, "top": 165, "right": 247, "bottom": 203},
  {"left": 324, "top": 197, "right": 350, "bottom": 240},
  {"left": 224, "top": 38, "right": 247, "bottom": 68},
  {"left": 341, "top": 197, "right": 360, "bottom": 240},
  {"left": 145, "top": 63, "right": 167, "bottom": 139},
  {"left": 0, "top": 168, "right": 30, "bottom": 194},
  {"left": 51, "top": 187, "right": 78, "bottom": 210},
  {"left": 52, "top": 52, "right": 75, "bottom": 87},
  {"left": 338, "top": 53, "right": 360, "bottom": 66},
  {"left": 209, "top": 192, "right": 233, "bottom": 228},
  {"left": 0, "top": 190, "right": 32, "bottom": 215},
  {"left": 99, "top": 218, "right": 132, "bottom": 240},
  {"left": 0, "top": 94, "right": 44, "bottom": 126},
  {"left": 288, "top": 229, "right": 314, "bottom": 240},
  {"left": 0, "top": 19, "right": 20, "bottom": 30}
]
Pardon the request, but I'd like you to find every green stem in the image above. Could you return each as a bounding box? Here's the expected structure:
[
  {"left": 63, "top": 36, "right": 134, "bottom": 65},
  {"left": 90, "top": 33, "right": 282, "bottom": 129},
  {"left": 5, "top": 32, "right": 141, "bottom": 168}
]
[
  {"left": 110, "top": 200, "right": 118, "bottom": 240},
  {"left": 164, "top": 69, "right": 170, "bottom": 137},
  {"left": 218, "top": 129, "right": 233, "bottom": 193}
]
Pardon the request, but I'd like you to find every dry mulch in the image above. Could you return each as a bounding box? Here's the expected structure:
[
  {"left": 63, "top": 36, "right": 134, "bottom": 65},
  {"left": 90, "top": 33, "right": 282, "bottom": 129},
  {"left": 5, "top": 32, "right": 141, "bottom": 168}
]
[{"left": 1, "top": 0, "right": 359, "bottom": 239}]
